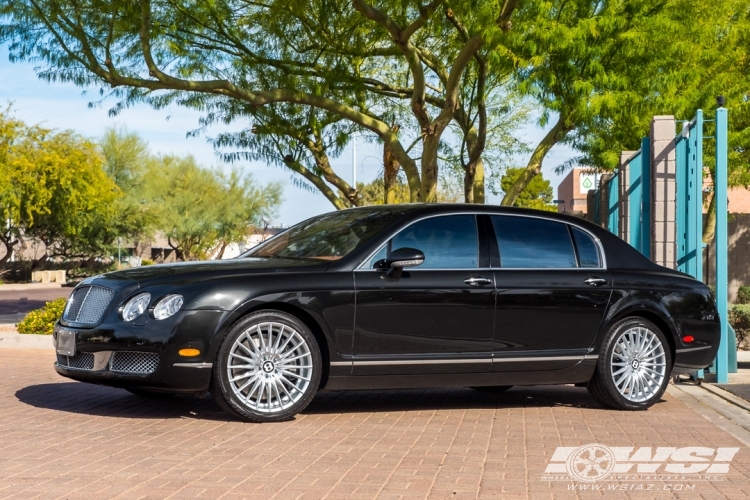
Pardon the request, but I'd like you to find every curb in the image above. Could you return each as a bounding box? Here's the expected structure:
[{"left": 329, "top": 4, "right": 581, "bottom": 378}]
[
  {"left": 0, "top": 331, "right": 54, "bottom": 350},
  {"left": 0, "top": 283, "right": 64, "bottom": 291},
  {"left": 700, "top": 383, "right": 750, "bottom": 413}
]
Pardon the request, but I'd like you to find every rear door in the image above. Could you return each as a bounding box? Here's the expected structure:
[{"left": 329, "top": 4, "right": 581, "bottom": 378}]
[{"left": 488, "top": 215, "right": 612, "bottom": 372}]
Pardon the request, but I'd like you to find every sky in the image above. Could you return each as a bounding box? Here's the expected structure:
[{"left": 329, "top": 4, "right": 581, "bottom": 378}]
[{"left": 0, "top": 45, "right": 579, "bottom": 226}]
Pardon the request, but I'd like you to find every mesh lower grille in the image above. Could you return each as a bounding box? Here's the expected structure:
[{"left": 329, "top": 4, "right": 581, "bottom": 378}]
[
  {"left": 63, "top": 285, "right": 114, "bottom": 325},
  {"left": 57, "top": 352, "right": 95, "bottom": 370},
  {"left": 111, "top": 352, "right": 160, "bottom": 374}
]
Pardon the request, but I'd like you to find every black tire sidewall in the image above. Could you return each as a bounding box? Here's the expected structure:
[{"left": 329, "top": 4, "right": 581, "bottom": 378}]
[
  {"left": 212, "top": 311, "right": 322, "bottom": 422},
  {"left": 596, "top": 317, "right": 672, "bottom": 410}
]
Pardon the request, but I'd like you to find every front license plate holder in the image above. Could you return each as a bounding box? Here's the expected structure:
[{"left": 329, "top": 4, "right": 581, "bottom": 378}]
[{"left": 57, "top": 329, "right": 76, "bottom": 356}]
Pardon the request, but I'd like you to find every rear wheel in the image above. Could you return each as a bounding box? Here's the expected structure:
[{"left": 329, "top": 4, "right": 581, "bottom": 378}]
[
  {"left": 588, "top": 317, "right": 672, "bottom": 410},
  {"left": 212, "top": 311, "right": 322, "bottom": 423}
]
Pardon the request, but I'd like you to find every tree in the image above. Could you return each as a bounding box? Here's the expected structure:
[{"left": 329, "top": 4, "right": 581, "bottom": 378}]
[
  {"left": 499, "top": 167, "right": 555, "bottom": 211},
  {"left": 0, "top": 0, "right": 524, "bottom": 207},
  {"left": 142, "top": 156, "right": 282, "bottom": 260},
  {"left": 0, "top": 111, "right": 121, "bottom": 269},
  {"left": 99, "top": 126, "right": 155, "bottom": 242},
  {"left": 500, "top": 0, "right": 750, "bottom": 207}
]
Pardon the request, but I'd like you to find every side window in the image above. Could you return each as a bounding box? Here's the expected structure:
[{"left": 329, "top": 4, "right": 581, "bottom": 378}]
[
  {"left": 491, "top": 215, "right": 577, "bottom": 269},
  {"left": 367, "top": 215, "right": 479, "bottom": 269},
  {"left": 571, "top": 227, "right": 601, "bottom": 268}
]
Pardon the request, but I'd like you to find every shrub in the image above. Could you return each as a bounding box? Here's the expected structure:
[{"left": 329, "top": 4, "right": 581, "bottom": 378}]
[
  {"left": 17, "top": 298, "right": 67, "bottom": 335},
  {"left": 729, "top": 304, "right": 750, "bottom": 349},
  {"left": 737, "top": 286, "right": 750, "bottom": 305},
  {"left": 142, "top": 259, "right": 154, "bottom": 266}
]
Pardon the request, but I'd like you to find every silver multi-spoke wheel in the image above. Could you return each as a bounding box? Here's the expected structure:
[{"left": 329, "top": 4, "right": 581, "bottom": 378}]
[
  {"left": 227, "top": 321, "right": 313, "bottom": 414},
  {"left": 609, "top": 326, "right": 667, "bottom": 403}
]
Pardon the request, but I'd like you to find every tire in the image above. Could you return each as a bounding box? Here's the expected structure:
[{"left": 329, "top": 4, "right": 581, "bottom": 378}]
[
  {"left": 588, "top": 317, "right": 672, "bottom": 411},
  {"left": 125, "top": 388, "right": 175, "bottom": 399},
  {"left": 211, "top": 310, "right": 322, "bottom": 423},
  {"left": 472, "top": 386, "right": 512, "bottom": 393}
]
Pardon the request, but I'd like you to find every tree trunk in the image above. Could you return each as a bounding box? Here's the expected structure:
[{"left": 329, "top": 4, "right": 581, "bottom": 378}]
[
  {"left": 31, "top": 253, "right": 48, "bottom": 273},
  {"left": 421, "top": 135, "right": 440, "bottom": 202},
  {"left": 703, "top": 191, "right": 716, "bottom": 244},
  {"left": 383, "top": 140, "right": 400, "bottom": 205},
  {"left": 473, "top": 159, "right": 485, "bottom": 204},
  {"left": 0, "top": 237, "right": 17, "bottom": 269},
  {"left": 501, "top": 115, "right": 571, "bottom": 206}
]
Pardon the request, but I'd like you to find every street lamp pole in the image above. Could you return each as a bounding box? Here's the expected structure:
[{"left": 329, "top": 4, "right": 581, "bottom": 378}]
[{"left": 352, "top": 135, "right": 357, "bottom": 187}]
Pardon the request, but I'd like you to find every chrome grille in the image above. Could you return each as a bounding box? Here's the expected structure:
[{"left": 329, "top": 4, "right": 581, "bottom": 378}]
[
  {"left": 63, "top": 285, "right": 114, "bottom": 324},
  {"left": 57, "top": 352, "right": 95, "bottom": 370},
  {"left": 111, "top": 352, "right": 160, "bottom": 374}
]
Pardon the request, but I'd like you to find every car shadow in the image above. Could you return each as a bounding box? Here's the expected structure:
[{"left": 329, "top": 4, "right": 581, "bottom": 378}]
[
  {"left": 15, "top": 382, "right": 231, "bottom": 421},
  {"left": 303, "top": 385, "right": 607, "bottom": 415},
  {"left": 17, "top": 382, "right": 614, "bottom": 422}
]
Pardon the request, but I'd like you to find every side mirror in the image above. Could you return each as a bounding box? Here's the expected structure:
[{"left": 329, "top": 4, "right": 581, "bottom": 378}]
[{"left": 385, "top": 247, "right": 425, "bottom": 269}]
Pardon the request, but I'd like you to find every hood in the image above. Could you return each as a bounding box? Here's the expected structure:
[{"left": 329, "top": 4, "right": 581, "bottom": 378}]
[{"left": 96, "top": 257, "right": 327, "bottom": 286}]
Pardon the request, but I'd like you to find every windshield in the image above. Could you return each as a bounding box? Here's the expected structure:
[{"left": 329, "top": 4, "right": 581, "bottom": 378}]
[{"left": 242, "top": 208, "right": 405, "bottom": 261}]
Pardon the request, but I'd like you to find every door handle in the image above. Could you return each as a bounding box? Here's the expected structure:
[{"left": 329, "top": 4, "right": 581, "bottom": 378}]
[
  {"left": 465, "top": 276, "right": 492, "bottom": 287},
  {"left": 584, "top": 277, "right": 608, "bottom": 287}
]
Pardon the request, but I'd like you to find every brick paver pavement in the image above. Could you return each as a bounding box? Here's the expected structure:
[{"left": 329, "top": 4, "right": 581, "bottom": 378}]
[{"left": 1, "top": 349, "right": 749, "bottom": 499}]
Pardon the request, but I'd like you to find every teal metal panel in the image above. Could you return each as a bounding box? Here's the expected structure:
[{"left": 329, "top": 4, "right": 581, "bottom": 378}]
[
  {"left": 628, "top": 150, "right": 643, "bottom": 250},
  {"left": 714, "top": 107, "right": 729, "bottom": 384},
  {"left": 608, "top": 173, "right": 619, "bottom": 234},
  {"left": 640, "top": 137, "right": 651, "bottom": 258},
  {"left": 692, "top": 110, "right": 704, "bottom": 282},
  {"left": 676, "top": 135, "right": 688, "bottom": 274}
]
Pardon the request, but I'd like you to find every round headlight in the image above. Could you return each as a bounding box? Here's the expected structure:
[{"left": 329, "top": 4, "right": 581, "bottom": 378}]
[
  {"left": 153, "top": 294, "right": 184, "bottom": 320},
  {"left": 121, "top": 293, "right": 151, "bottom": 321}
]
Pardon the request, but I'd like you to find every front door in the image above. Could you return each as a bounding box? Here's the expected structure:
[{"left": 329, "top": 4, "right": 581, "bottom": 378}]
[
  {"left": 488, "top": 215, "right": 612, "bottom": 372},
  {"left": 353, "top": 214, "right": 495, "bottom": 376}
]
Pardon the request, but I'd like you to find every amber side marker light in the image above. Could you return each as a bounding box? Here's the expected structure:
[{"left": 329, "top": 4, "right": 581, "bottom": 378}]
[
  {"left": 179, "top": 348, "right": 201, "bottom": 357},
  {"left": 682, "top": 336, "right": 695, "bottom": 343}
]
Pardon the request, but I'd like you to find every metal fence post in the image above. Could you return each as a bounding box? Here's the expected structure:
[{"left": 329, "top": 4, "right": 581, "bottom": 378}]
[
  {"left": 640, "top": 137, "right": 651, "bottom": 258},
  {"left": 629, "top": 151, "right": 643, "bottom": 251},
  {"left": 676, "top": 133, "right": 688, "bottom": 273},
  {"left": 691, "top": 110, "right": 704, "bottom": 281},
  {"left": 715, "top": 106, "right": 729, "bottom": 384},
  {"left": 608, "top": 172, "right": 620, "bottom": 234}
]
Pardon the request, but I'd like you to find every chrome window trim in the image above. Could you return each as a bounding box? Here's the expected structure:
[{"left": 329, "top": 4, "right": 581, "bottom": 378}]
[{"left": 355, "top": 211, "right": 607, "bottom": 271}]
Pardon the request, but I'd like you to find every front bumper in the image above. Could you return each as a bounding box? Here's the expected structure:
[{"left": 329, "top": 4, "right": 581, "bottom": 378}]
[{"left": 53, "top": 309, "right": 226, "bottom": 393}]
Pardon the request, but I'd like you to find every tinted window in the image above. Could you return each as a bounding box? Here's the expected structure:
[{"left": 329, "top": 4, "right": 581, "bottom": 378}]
[
  {"left": 492, "top": 216, "right": 576, "bottom": 268},
  {"left": 369, "top": 215, "right": 478, "bottom": 269},
  {"left": 572, "top": 227, "right": 601, "bottom": 268},
  {"left": 244, "top": 209, "right": 403, "bottom": 261}
]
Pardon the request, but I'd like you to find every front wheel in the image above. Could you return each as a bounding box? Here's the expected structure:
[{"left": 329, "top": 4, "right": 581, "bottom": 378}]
[
  {"left": 212, "top": 311, "right": 322, "bottom": 423},
  {"left": 588, "top": 317, "right": 672, "bottom": 410}
]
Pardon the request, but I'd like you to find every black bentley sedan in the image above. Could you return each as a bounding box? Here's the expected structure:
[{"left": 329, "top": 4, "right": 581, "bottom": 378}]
[{"left": 53, "top": 204, "right": 720, "bottom": 422}]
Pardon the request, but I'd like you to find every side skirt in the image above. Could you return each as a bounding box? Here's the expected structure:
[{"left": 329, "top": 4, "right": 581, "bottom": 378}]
[{"left": 322, "top": 359, "right": 598, "bottom": 391}]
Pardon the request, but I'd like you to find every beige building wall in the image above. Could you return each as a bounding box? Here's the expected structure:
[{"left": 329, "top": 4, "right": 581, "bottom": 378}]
[{"left": 557, "top": 167, "right": 595, "bottom": 214}]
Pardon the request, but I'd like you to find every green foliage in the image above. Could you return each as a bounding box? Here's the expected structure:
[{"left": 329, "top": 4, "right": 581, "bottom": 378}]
[
  {"left": 737, "top": 286, "right": 750, "bottom": 305},
  {"left": 0, "top": 109, "right": 121, "bottom": 265},
  {"left": 0, "top": 0, "right": 529, "bottom": 205},
  {"left": 500, "top": 167, "right": 556, "bottom": 211},
  {"left": 17, "top": 298, "right": 66, "bottom": 335},
  {"left": 141, "top": 259, "right": 154, "bottom": 266},
  {"left": 142, "top": 155, "right": 283, "bottom": 260},
  {"left": 729, "top": 304, "right": 750, "bottom": 349}
]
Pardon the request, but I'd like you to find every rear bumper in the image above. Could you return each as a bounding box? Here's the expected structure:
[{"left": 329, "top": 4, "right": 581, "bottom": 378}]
[
  {"left": 671, "top": 319, "right": 721, "bottom": 374},
  {"left": 52, "top": 309, "right": 226, "bottom": 393}
]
